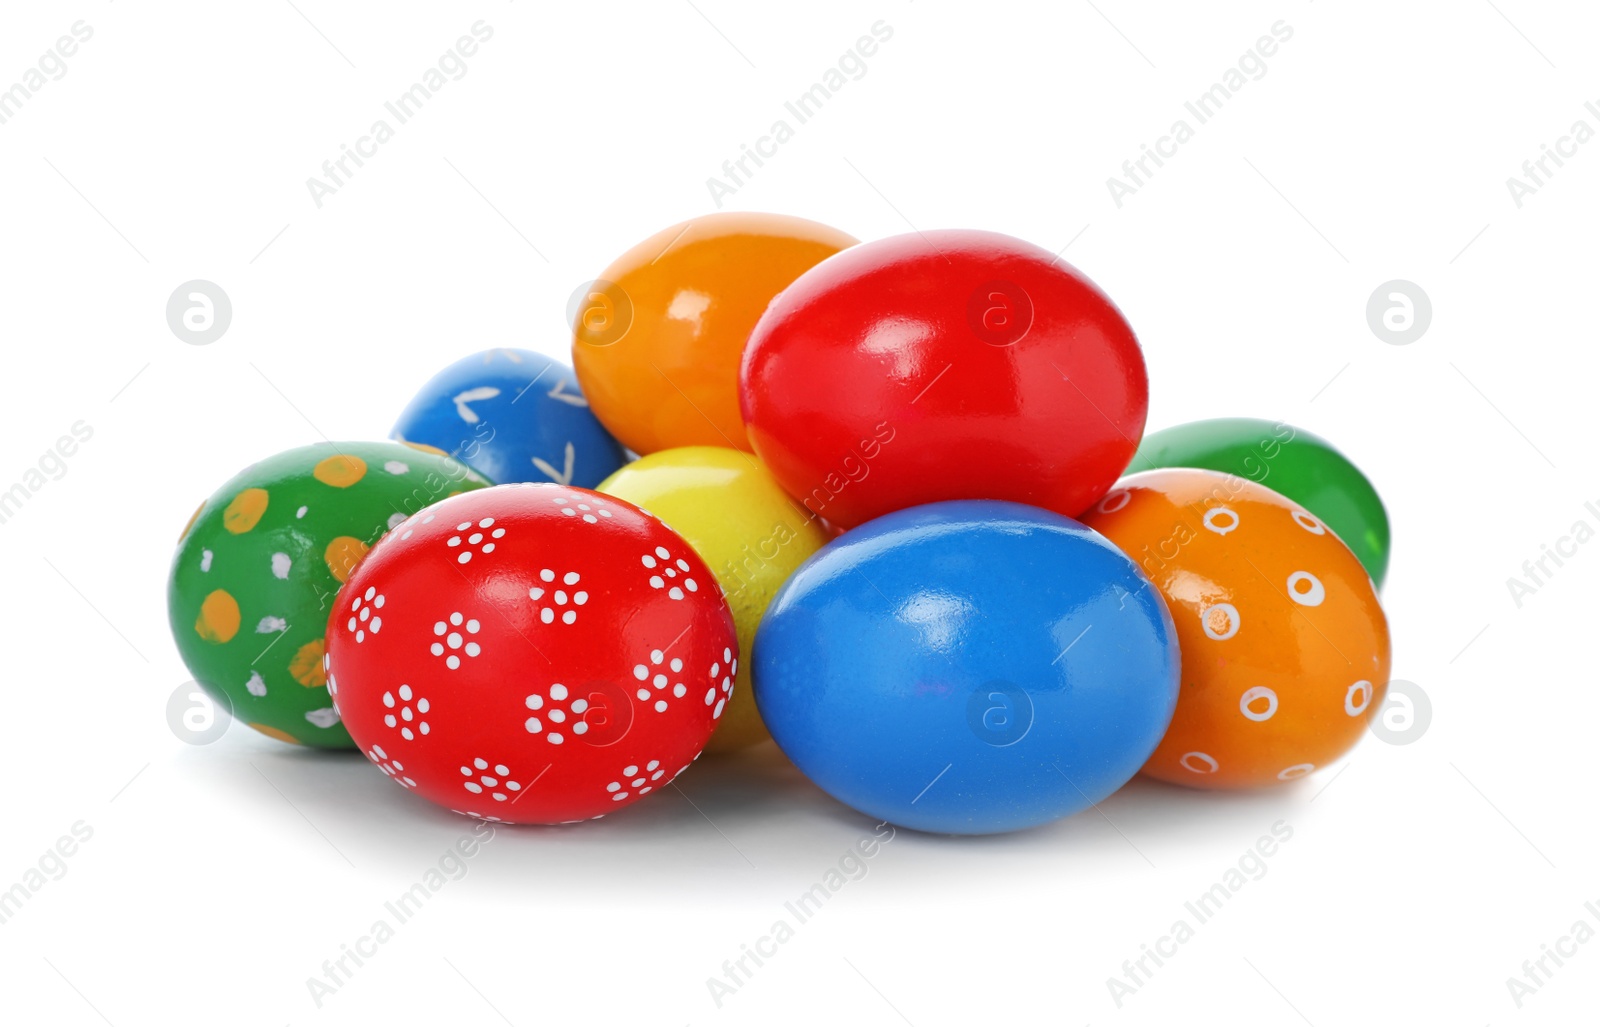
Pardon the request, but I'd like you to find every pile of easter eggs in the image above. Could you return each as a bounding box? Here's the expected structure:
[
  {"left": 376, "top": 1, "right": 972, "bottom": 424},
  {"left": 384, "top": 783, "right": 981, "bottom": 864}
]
[{"left": 167, "top": 213, "right": 1393, "bottom": 834}]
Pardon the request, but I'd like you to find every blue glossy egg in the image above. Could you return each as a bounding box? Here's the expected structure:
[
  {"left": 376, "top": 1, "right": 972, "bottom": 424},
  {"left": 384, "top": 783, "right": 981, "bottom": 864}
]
[
  {"left": 392, "top": 348, "right": 626, "bottom": 487},
  {"left": 753, "top": 500, "right": 1180, "bottom": 835}
]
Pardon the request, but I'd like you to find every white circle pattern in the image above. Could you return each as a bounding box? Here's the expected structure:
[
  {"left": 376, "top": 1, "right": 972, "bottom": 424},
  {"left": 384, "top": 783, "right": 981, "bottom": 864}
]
[
  {"left": 1286, "top": 571, "right": 1326, "bottom": 607},
  {"left": 1345, "top": 680, "right": 1373, "bottom": 716},
  {"left": 1200, "top": 603, "right": 1241, "bottom": 641},
  {"left": 1239, "top": 686, "right": 1278, "bottom": 722}
]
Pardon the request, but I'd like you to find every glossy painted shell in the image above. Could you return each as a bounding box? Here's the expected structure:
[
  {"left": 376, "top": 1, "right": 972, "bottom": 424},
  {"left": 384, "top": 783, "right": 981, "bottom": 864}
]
[
  {"left": 740, "top": 229, "right": 1149, "bottom": 529},
  {"left": 167, "top": 441, "right": 491, "bottom": 747},
  {"left": 597, "top": 446, "right": 829, "bottom": 754},
  {"left": 326, "top": 483, "right": 737, "bottom": 824},
  {"left": 392, "top": 347, "right": 625, "bottom": 490},
  {"left": 571, "top": 212, "right": 857, "bottom": 455},
  {"left": 1082, "top": 468, "right": 1391, "bottom": 789},
  {"left": 754, "top": 500, "right": 1179, "bottom": 834},
  {"left": 1132, "top": 417, "right": 1391, "bottom": 587}
]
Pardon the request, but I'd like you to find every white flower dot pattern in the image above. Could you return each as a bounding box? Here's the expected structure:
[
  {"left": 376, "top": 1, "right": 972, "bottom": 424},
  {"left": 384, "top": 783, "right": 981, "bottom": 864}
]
[
  {"left": 366, "top": 744, "right": 417, "bottom": 788},
  {"left": 460, "top": 756, "right": 522, "bottom": 802},
  {"left": 551, "top": 495, "right": 614, "bottom": 524},
  {"left": 346, "top": 586, "right": 386, "bottom": 643},
  {"left": 446, "top": 517, "right": 505, "bottom": 564},
  {"left": 453, "top": 811, "right": 507, "bottom": 823},
  {"left": 430, "top": 612, "right": 481, "bottom": 669},
  {"left": 633, "top": 648, "right": 688, "bottom": 713},
  {"left": 400, "top": 511, "right": 433, "bottom": 542},
  {"left": 525, "top": 683, "right": 585, "bottom": 744},
  {"left": 381, "top": 684, "right": 431, "bottom": 740},
  {"left": 703, "top": 647, "right": 737, "bottom": 719},
  {"left": 605, "top": 759, "right": 667, "bottom": 801},
  {"left": 642, "top": 545, "right": 699, "bottom": 600},
  {"left": 528, "top": 569, "right": 587, "bottom": 625}
]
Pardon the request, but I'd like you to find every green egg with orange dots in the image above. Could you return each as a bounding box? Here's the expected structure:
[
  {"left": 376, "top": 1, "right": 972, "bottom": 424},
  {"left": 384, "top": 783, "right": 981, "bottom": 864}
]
[{"left": 167, "top": 442, "right": 491, "bottom": 747}]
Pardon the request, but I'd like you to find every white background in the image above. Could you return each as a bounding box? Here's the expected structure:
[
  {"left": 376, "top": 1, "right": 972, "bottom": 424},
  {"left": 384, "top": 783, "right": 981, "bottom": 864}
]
[{"left": 1, "top": 1, "right": 1595, "bottom": 1024}]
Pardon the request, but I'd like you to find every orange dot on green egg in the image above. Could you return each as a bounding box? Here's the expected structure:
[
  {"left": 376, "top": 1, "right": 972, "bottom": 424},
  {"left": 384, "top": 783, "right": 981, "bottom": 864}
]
[
  {"left": 313, "top": 454, "right": 367, "bottom": 488},
  {"left": 178, "top": 501, "right": 205, "bottom": 542},
  {"left": 324, "top": 535, "right": 369, "bottom": 582},
  {"left": 249, "top": 723, "right": 302, "bottom": 744},
  {"left": 195, "top": 589, "right": 241, "bottom": 643},
  {"left": 290, "top": 639, "right": 327, "bottom": 687},
  {"left": 222, "top": 488, "right": 269, "bottom": 534}
]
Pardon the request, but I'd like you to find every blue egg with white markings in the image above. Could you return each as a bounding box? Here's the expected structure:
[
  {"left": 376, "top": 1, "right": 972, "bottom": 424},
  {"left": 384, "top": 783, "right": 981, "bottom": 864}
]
[
  {"left": 392, "top": 348, "right": 626, "bottom": 488},
  {"left": 753, "top": 500, "right": 1180, "bottom": 835}
]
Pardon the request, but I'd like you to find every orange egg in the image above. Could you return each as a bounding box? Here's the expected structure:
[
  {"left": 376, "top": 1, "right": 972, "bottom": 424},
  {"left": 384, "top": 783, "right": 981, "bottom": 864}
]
[
  {"left": 1081, "top": 468, "right": 1390, "bottom": 789},
  {"left": 570, "top": 212, "right": 856, "bottom": 455}
]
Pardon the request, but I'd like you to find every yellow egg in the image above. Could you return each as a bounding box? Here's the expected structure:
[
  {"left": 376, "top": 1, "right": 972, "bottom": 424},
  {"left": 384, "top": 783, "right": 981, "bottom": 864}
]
[{"left": 598, "top": 446, "right": 828, "bottom": 753}]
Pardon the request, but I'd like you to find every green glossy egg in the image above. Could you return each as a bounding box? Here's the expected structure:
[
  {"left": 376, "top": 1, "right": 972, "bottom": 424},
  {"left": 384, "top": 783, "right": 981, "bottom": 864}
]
[
  {"left": 167, "top": 441, "right": 492, "bottom": 747},
  {"left": 1130, "top": 418, "right": 1391, "bottom": 588}
]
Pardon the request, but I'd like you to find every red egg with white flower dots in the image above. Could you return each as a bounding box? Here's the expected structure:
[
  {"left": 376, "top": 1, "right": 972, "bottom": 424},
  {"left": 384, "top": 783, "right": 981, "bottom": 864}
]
[{"left": 325, "top": 483, "right": 738, "bottom": 824}]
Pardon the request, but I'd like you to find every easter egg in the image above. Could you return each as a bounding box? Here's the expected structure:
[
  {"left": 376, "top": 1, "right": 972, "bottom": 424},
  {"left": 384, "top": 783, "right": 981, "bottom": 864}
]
[
  {"left": 753, "top": 500, "right": 1179, "bottom": 834},
  {"left": 167, "top": 442, "right": 491, "bottom": 747},
  {"left": 1132, "top": 417, "right": 1391, "bottom": 587},
  {"left": 597, "top": 446, "right": 829, "bottom": 753},
  {"left": 392, "top": 348, "right": 625, "bottom": 489},
  {"left": 740, "top": 229, "right": 1149, "bottom": 529},
  {"left": 1080, "top": 468, "right": 1392, "bottom": 789},
  {"left": 571, "top": 212, "right": 856, "bottom": 455},
  {"left": 325, "top": 483, "right": 738, "bottom": 824}
]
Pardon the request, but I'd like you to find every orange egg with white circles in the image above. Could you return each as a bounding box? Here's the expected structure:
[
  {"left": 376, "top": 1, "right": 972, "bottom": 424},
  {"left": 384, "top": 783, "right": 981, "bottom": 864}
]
[{"left": 1080, "top": 468, "right": 1391, "bottom": 789}]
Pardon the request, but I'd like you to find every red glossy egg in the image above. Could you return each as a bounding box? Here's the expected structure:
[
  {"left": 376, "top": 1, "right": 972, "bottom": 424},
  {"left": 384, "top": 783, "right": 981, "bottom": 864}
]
[
  {"left": 325, "top": 483, "right": 738, "bottom": 824},
  {"left": 739, "top": 229, "right": 1148, "bottom": 529}
]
